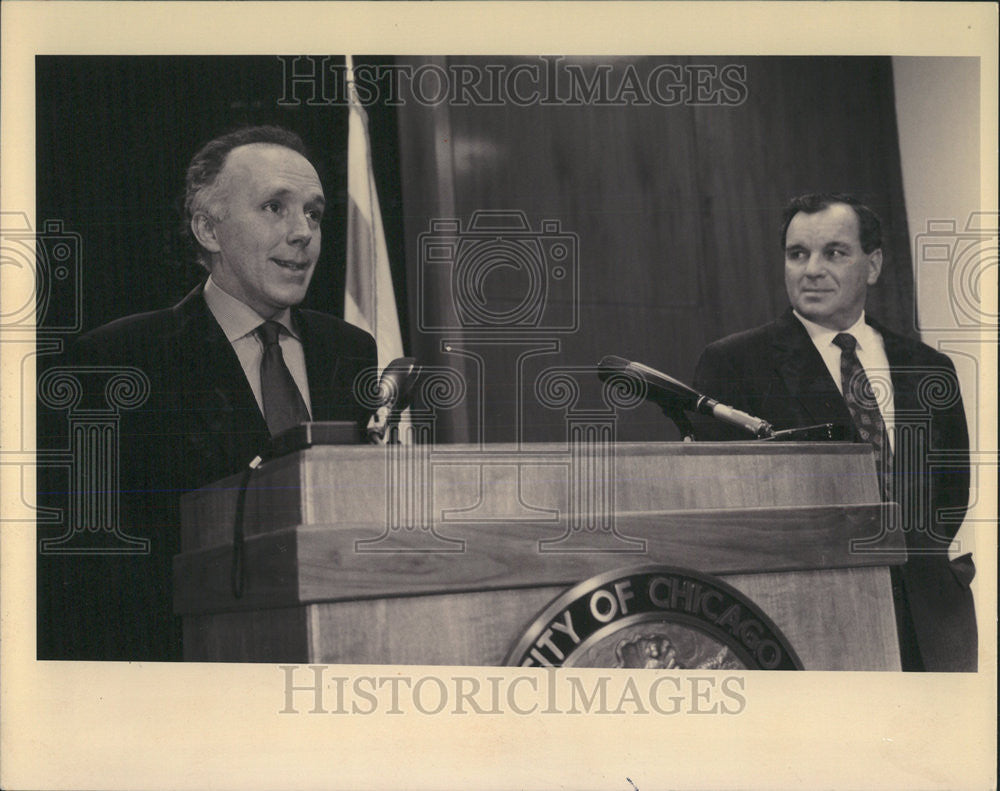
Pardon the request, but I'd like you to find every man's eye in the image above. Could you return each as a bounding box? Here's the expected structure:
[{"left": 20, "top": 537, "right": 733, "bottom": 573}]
[
  {"left": 262, "top": 202, "right": 282, "bottom": 213},
  {"left": 306, "top": 209, "right": 323, "bottom": 222}
]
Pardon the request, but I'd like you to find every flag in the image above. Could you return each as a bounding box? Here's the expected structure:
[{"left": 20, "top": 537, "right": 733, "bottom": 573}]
[{"left": 344, "top": 55, "right": 403, "bottom": 370}]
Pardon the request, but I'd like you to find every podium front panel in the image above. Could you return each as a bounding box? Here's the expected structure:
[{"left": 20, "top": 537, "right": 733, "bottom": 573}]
[{"left": 177, "top": 442, "right": 904, "bottom": 669}]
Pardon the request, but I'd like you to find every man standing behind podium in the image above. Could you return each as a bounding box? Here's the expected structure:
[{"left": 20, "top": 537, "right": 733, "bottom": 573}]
[
  {"left": 39, "top": 126, "right": 377, "bottom": 660},
  {"left": 692, "top": 193, "right": 976, "bottom": 671}
]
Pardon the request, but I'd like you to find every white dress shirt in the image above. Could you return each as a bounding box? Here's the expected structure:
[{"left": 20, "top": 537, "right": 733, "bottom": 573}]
[
  {"left": 202, "top": 276, "right": 313, "bottom": 418},
  {"left": 792, "top": 310, "right": 895, "bottom": 450}
]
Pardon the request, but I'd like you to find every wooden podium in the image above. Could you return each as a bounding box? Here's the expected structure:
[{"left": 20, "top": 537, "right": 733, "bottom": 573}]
[{"left": 175, "top": 441, "right": 905, "bottom": 669}]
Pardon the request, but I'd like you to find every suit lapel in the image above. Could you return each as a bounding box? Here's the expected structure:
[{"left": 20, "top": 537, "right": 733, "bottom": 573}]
[
  {"left": 172, "top": 285, "right": 267, "bottom": 438},
  {"left": 769, "top": 309, "right": 856, "bottom": 429},
  {"left": 871, "top": 318, "right": 920, "bottom": 415},
  {"left": 296, "top": 309, "right": 341, "bottom": 421}
]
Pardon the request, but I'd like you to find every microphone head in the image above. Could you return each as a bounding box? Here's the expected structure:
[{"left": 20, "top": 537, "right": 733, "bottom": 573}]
[
  {"left": 596, "top": 355, "right": 631, "bottom": 381},
  {"left": 368, "top": 357, "right": 420, "bottom": 444},
  {"left": 596, "top": 355, "right": 700, "bottom": 409},
  {"left": 378, "top": 357, "right": 420, "bottom": 411}
]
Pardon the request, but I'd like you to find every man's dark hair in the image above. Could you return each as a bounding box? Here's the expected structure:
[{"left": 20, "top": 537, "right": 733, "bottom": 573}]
[
  {"left": 780, "top": 193, "right": 883, "bottom": 254},
  {"left": 184, "top": 125, "right": 313, "bottom": 268}
]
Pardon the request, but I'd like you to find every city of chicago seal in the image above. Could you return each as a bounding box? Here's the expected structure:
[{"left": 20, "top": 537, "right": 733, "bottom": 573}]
[{"left": 505, "top": 565, "right": 802, "bottom": 669}]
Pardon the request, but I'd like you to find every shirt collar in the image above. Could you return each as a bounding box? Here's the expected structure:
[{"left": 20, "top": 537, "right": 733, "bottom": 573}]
[
  {"left": 793, "top": 310, "right": 874, "bottom": 351},
  {"left": 203, "top": 276, "right": 299, "bottom": 342}
]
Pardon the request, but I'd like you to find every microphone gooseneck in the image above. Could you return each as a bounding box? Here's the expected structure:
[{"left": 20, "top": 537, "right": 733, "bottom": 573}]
[{"left": 597, "top": 355, "right": 774, "bottom": 438}]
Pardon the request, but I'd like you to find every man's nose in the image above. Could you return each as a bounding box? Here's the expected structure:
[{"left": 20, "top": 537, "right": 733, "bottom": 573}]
[
  {"left": 803, "top": 253, "right": 825, "bottom": 277},
  {"left": 287, "top": 212, "right": 314, "bottom": 246}
]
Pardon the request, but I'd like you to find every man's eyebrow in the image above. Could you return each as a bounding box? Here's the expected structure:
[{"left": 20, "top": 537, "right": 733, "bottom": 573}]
[{"left": 263, "top": 188, "right": 326, "bottom": 206}]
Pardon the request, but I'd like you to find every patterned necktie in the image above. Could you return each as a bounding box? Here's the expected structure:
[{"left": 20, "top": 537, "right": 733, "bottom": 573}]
[
  {"left": 833, "top": 332, "right": 893, "bottom": 498},
  {"left": 256, "top": 320, "right": 310, "bottom": 437}
]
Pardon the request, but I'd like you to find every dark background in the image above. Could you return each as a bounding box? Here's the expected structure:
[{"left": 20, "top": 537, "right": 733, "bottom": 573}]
[
  {"left": 36, "top": 55, "right": 914, "bottom": 444},
  {"left": 35, "top": 55, "right": 409, "bottom": 338}
]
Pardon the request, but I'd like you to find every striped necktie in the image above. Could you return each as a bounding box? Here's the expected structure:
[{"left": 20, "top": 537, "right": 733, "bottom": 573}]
[{"left": 833, "top": 332, "right": 893, "bottom": 498}]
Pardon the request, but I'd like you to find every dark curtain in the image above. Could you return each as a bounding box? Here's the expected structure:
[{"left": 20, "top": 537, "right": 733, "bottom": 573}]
[
  {"left": 396, "top": 56, "right": 913, "bottom": 443},
  {"left": 35, "top": 55, "right": 408, "bottom": 340}
]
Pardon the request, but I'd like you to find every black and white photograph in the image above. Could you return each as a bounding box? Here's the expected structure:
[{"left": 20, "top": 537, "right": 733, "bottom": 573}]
[{"left": 1, "top": 3, "right": 996, "bottom": 790}]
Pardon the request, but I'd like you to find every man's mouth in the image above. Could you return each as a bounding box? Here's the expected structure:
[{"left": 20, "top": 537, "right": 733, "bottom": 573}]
[{"left": 271, "top": 258, "right": 310, "bottom": 272}]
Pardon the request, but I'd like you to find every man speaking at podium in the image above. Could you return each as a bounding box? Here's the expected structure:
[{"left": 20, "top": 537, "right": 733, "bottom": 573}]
[
  {"left": 39, "top": 126, "right": 377, "bottom": 660},
  {"left": 692, "top": 193, "right": 976, "bottom": 671}
]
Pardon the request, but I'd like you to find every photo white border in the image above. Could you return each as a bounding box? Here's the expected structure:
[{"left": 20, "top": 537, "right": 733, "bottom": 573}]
[{"left": 2, "top": 3, "right": 996, "bottom": 789}]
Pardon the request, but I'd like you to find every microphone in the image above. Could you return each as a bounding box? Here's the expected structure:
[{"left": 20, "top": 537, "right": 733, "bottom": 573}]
[
  {"left": 597, "top": 355, "right": 774, "bottom": 439},
  {"left": 367, "top": 357, "right": 420, "bottom": 444}
]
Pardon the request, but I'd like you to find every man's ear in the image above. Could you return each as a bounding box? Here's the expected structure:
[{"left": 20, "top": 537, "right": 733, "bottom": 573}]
[
  {"left": 866, "top": 248, "right": 883, "bottom": 285},
  {"left": 191, "top": 212, "right": 221, "bottom": 254}
]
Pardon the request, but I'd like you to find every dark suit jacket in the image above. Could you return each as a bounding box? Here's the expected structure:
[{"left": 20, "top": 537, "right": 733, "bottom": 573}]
[
  {"left": 38, "top": 284, "right": 377, "bottom": 661},
  {"left": 692, "top": 308, "right": 976, "bottom": 671}
]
